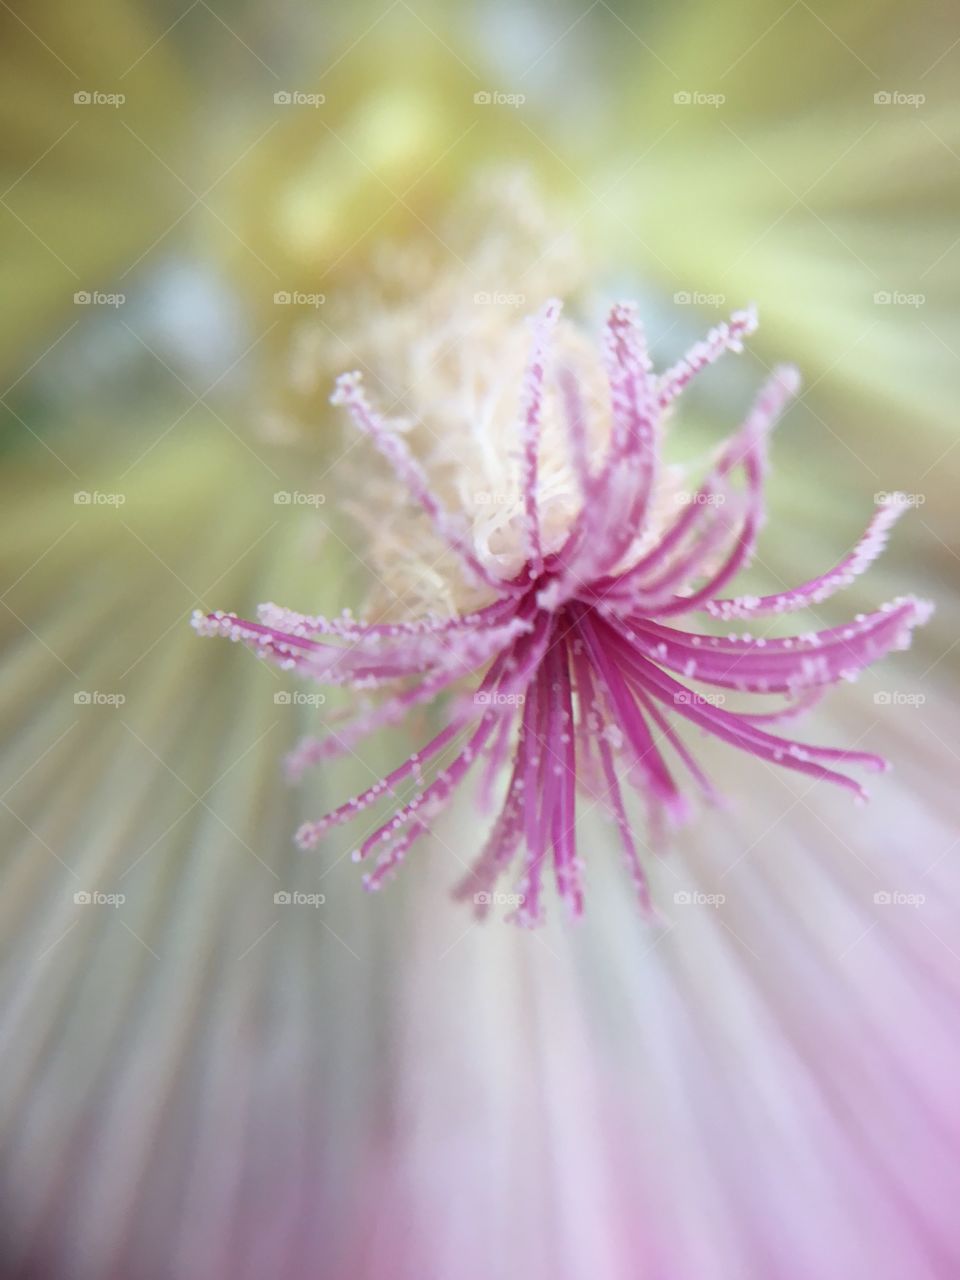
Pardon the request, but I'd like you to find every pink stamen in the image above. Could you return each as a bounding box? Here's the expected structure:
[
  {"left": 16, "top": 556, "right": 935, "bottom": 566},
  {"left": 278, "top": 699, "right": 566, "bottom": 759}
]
[
  {"left": 196, "top": 297, "right": 932, "bottom": 924},
  {"left": 657, "top": 305, "right": 758, "bottom": 407},
  {"left": 706, "top": 499, "right": 908, "bottom": 619},
  {"left": 518, "top": 299, "right": 562, "bottom": 579},
  {"left": 332, "top": 371, "right": 518, "bottom": 595}
]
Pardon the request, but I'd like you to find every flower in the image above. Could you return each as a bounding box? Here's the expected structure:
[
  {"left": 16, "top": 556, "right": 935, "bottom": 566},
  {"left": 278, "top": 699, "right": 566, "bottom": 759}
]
[
  {"left": 5, "top": 4, "right": 959, "bottom": 1273},
  {"left": 194, "top": 300, "right": 932, "bottom": 924}
]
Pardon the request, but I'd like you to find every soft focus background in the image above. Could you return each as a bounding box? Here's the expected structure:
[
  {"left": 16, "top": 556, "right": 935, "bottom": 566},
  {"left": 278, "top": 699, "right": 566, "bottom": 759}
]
[{"left": 1, "top": 2, "right": 959, "bottom": 1278}]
